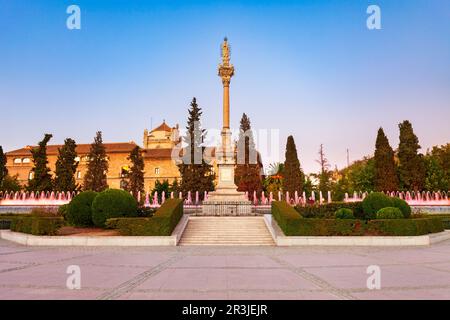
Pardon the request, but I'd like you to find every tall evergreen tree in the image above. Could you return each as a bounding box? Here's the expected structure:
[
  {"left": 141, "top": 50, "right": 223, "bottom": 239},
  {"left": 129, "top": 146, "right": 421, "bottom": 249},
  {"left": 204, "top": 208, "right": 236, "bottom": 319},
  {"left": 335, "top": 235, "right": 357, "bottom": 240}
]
[
  {"left": 374, "top": 127, "right": 398, "bottom": 191},
  {"left": 282, "top": 135, "right": 304, "bottom": 196},
  {"left": 398, "top": 120, "right": 426, "bottom": 191},
  {"left": 235, "top": 113, "right": 263, "bottom": 199},
  {"left": 178, "top": 98, "right": 215, "bottom": 198},
  {"left": 54, "top": 138, "right": 78, "bottom": 192},
  {"left": 83, "top": 131, "right": 109, "bottom": 192},
  {"left": 126, "top": 146, "right": 145, "bottom": 198},
  {"left": 27, "top": 134, "right": 54, "bottom": 192},
  {"left": 0, "top": 146, "right": 7, "bottom": 189}
]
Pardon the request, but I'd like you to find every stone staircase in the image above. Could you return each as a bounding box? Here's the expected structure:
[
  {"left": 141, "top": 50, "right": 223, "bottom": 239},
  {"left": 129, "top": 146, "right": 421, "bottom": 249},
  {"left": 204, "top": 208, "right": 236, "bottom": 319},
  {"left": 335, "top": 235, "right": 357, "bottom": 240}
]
[{"left": 178, "top": 216, "right": 275, "bottom": 246}]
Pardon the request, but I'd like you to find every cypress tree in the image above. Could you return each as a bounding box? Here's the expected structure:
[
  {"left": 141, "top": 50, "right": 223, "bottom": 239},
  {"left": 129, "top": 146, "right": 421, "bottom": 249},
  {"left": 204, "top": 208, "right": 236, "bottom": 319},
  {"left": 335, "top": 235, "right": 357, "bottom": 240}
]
[
  {"left": 83, "top": 131, "right": 109, "bottom": 192},
  {"left": 374, "top": 127, "right": 398, "bottom": 191},
  {"left": 398, "top": 120, "right": 426, "bottom": 191},
  {"left": 178, "top": 98, "right": 214, "bottom": 198},
  {"left": 282, "top": 135, "right": 304, "bottom": 196},
  {"left": 54, "top": 138, "right": 78, "bottom": 192},
  {"left": 0, "top": 146, "right": 7, "bottom": 189},
  {"left": 235, "top": 113, "right": 263, "bottom": 199},
  {"left": 126, "top": 146, "right": 145, "bottom": 198},
  {"left": 27, "top": 134, "right": 54, "bottom": 192}
]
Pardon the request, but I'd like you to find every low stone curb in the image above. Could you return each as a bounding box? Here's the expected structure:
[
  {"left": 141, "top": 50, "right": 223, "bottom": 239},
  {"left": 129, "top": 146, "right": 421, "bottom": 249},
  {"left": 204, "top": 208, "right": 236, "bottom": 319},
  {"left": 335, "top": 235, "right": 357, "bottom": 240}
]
[{"left": 263, "top": 215, "right": 450, "bottom": 246}]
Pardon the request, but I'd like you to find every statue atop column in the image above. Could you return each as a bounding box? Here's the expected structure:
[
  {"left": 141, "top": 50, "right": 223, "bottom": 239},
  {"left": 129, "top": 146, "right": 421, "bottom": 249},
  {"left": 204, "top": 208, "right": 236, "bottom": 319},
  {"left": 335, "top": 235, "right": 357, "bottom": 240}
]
[{"left": 201, "top": 38, "right": 252, "bottom": 216}]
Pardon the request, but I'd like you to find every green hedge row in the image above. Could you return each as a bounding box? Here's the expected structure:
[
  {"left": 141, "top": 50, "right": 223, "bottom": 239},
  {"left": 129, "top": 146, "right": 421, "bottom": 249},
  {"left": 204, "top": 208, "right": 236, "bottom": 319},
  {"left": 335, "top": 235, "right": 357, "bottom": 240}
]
[
  {"left": 294, "top": 201, "right": 364, "bottom": 219},
  {"left": 414, "top": 214, "right": 450, "bottom": 230},
  {"left": 368, "top": 218, "right": 443, "bottom": 236},
  {"left": 272, "top": 201, "right": 444, "bottom": 236},
  {"left": 272, "top": 201, "right": 303, "bottom": 236},
  {"left": 10, "top": 216, "right": 64, "bottom": 236},
  {"left": 106, "top": 198, "right": 183, "bottom": 236},
  {"left": 0, "top": 214, "right": 32, "bottom": 230}
]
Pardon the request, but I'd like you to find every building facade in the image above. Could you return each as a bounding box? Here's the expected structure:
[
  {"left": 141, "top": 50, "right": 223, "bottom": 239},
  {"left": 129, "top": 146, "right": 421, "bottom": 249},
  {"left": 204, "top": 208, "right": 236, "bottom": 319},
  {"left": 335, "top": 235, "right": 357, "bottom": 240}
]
[{"left": 5, "top": 121, "right": 183, "bottom": 191}]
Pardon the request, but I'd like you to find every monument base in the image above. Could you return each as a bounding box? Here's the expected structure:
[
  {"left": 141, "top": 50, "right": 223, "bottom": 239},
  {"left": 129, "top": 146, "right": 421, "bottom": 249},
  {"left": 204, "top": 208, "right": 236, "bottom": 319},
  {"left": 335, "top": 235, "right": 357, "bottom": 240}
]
[
  {"left": 201, "top": 200, "right": 253, "bottom": 216},
  {"left": 200, "top": 188, "right": 253, "bottom": 216}
]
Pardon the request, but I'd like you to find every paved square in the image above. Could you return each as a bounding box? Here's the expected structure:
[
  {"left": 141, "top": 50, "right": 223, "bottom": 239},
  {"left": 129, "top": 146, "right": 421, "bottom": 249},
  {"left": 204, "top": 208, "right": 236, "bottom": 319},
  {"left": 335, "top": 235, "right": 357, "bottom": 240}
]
[{"left": 0, "top": 239, "right": 449, "bottom": 300}]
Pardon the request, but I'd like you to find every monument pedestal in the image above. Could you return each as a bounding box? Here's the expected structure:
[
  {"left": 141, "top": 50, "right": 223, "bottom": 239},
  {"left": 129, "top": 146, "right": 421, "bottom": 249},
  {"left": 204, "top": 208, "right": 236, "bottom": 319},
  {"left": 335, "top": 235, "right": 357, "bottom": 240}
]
[{"left": 200, "top": 130, "right": 252, "bottom": 216}]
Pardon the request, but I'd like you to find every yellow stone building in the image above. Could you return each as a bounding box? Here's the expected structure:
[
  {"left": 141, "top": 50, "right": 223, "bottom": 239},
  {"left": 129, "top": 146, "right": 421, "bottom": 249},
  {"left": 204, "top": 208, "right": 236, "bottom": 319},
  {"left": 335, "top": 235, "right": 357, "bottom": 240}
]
[{"left": 5, "top": 121, "right": 184, "bottom": 191}]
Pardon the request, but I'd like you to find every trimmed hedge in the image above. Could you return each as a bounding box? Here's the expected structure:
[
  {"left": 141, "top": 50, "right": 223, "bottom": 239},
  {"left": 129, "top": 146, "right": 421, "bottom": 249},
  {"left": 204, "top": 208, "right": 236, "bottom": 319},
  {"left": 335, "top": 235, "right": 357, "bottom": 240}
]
[
  {"left": 273, "top": 201, "right": 443, "bottom": 236},
  {"left": 10, "top": 216, "right": 64, "bottom": 235},
  {"left": 92, "top": 189, "right": 138, "bottom": 227},
  {"left": 274, "top": 217, "right": 443, "bottom": 236},
  {"left": 391, "top": 197, "right": 411, "bottom": 218},
  {"left": 440, "top": 217, "right": 450, "bottom": 230},
  {"left": 272, "top": 201, "right": 303, "bottom": 236},
  {"left": 362, "top": 192, "right": 393, "bottom": 219},
  {"left": 376, "top": 207, "right": 404, "bottom": 219},
  {"left": 294, "top": 201, "right": 364, "bottom": 219},
  {"left": 367, "top": 218, "right": 443, "bottom": 236},
  {"left": 412, "top": 214, "right": 450, "bottom": 230},
  {"left": 0, "top": 214, "right": 29, "bottom": 228},
  {"left": 66, "top": 191, "right": 97, "bottom": 227},
  {"left": 361, "top": 193, "right": 412, "bottom": 220},
  {"left": 106, "top": 198, "right": 183, "bottom": 236},
  {"left": 335, "top": 208, "right": 355, "bottom": 219},
  {"left": 288, "top": 219, "right": 366, "bottom": 236}
]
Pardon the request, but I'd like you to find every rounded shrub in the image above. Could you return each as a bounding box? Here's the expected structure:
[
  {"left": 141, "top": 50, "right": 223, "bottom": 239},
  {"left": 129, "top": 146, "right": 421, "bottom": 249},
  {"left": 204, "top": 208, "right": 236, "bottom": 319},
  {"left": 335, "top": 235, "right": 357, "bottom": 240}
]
[
  {"left": 335, "top": 208, "right": 355, "bottom": 219},
  {"left": 58, "top": 204, "right": 69, "bottom": 219},
  {"left": 362, "top": 192, "right": 393, "bottom": 219},
  {"left": 92, "top": 189, "right": 138, "bottom": 227},
  {"left": 376, "top": 207, "right": 404, "bottom": 219},
  {"left": 391, "top": 197, "right": 411, "bottom": 218},
  {"left": 66, "top": 191, "right": 98, "bottom": 226}
]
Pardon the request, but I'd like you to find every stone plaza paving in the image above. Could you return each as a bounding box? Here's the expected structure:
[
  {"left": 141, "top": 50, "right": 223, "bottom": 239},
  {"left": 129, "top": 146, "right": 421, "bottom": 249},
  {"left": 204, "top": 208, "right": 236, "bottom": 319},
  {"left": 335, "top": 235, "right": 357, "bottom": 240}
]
[{"left": 0, "top": 238, "right": 449, "bottom": 300}]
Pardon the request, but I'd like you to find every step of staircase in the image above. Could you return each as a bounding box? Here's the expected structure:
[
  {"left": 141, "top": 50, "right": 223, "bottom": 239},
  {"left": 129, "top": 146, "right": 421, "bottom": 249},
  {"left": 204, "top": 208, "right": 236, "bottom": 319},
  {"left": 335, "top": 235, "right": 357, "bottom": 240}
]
[{"left": 178, "top": 216, "right": 275, "bottom": 246}]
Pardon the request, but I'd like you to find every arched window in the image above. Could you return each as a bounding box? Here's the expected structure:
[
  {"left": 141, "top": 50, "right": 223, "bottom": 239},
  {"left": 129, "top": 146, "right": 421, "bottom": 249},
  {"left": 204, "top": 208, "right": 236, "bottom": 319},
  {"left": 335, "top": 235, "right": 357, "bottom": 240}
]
[
  {"left": 76, "top": 171, "right": 82, "bottom": 179},
  {"left": 28, "top": 172, "right": 34, "bottom": 180},
  {"left": 14, "top": 158, "right": 22, "bottom": 164},
  {"left": 22, "top": 158, "right": 31, "bottom": 164}
]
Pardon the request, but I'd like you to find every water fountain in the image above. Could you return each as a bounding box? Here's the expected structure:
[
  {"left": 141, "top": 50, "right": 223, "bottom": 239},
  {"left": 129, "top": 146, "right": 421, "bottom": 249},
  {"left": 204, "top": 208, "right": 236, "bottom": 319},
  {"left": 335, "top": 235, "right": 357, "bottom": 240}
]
[{"left": 2, "top": 189, "right": 448, "bottom": 214}]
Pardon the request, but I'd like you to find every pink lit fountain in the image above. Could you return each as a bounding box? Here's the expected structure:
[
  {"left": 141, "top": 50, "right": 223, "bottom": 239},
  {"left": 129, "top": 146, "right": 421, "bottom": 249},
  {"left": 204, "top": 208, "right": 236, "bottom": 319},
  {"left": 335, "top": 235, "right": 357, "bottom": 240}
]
[{"left": 0, "top": 191, "right": 76, "bottom": 206}]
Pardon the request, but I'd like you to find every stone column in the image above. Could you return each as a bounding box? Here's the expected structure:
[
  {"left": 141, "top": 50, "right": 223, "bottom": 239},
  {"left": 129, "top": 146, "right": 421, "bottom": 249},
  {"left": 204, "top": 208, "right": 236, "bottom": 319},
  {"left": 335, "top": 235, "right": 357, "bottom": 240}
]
[{"left": 223, "top": 81, "right": 230, "bottom": 129}]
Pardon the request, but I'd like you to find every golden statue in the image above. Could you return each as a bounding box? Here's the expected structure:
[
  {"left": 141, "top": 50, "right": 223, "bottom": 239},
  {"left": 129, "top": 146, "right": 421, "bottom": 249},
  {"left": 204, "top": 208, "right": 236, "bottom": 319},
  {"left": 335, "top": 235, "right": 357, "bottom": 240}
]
[{"left": 221, "top": 37, "right": 230, "bottom": 65}]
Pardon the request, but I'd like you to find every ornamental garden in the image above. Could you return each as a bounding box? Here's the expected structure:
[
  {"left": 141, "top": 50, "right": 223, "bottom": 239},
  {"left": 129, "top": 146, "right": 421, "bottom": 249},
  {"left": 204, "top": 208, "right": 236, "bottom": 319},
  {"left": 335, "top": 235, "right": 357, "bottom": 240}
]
[{"left": 0, "top": 116, "right": 449, "bottom": 243}]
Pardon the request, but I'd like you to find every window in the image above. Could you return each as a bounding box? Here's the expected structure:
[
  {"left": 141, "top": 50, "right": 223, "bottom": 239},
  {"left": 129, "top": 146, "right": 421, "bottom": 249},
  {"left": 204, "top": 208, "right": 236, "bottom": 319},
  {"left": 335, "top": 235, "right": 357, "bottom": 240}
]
[
  {"left": 22, "top": 158, "right": 31, "bottom": 163},
  {"left": 120, "top": 166, "right": 129, "bottom": 178},
  {"left": 14, "top": 158, "right": 22, "bottom": 164},
  {"left": 120, "top": 180, "right": 128, "bottom": 190},
  {"left": 28, "top": 172, "right": 34, "bottom": 180},
  {"left": 76, "top": 171, "right": 82, "bottom": 179},
  {"left": 154, "top": 167, "right": 160, "bottom": 175}
]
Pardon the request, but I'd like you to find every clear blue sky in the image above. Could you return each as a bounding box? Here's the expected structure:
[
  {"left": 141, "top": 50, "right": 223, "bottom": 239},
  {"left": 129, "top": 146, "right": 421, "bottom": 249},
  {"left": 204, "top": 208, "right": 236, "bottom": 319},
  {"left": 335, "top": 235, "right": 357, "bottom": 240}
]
[{"left": 1, "top": 0, "right": 449, "bottom": 174}]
